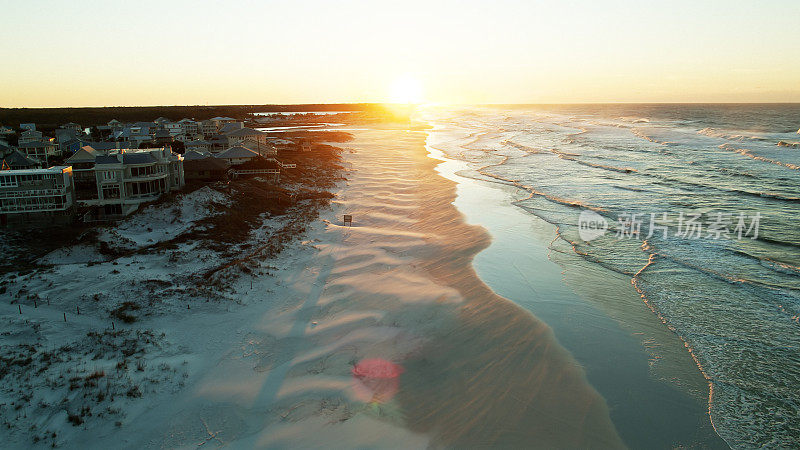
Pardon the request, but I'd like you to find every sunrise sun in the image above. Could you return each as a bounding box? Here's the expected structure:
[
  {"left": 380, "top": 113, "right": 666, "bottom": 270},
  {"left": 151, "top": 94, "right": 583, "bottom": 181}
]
[{"left": 389, "top": 75, "right": 424, "bottom": 104}]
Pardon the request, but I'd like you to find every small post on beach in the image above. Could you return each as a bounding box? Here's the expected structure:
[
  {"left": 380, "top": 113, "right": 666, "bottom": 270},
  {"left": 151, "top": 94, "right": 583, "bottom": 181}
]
[
  {"left": 77, "top": 305, "right": 80, "bottom": 315},
  {"left": 18, "top": 304, "right": 22, "bottom": 314},
  {"left": 63, "top": 313, "right": 66, "bottom": 322},
  {"left": 343, "top": 215, "right": 352, "bottom": 227}
]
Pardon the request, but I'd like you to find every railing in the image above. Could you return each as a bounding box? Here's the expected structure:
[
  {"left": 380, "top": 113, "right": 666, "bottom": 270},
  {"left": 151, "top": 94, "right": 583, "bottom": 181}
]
[
  {"left": 0, "top": 204, "right": 69, "bottom": 213},
  {"left": 0, "top": 188, "right": 65, "bottom": 198},
  {"left": 126, "top": 172, "right": 167, "bottom": 182},
  {"left": 233, "top": 169, "right": 280, "bottom": 175},
  {"left": 125, "top": 192, "right": 161, "bottom": 201}
]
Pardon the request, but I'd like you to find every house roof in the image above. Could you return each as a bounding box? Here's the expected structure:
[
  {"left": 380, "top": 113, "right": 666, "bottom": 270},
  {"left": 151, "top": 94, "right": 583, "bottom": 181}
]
[
  {"left": 216, "top": 146, "right": 259, "bottom": 160},
  {"left": 1, "top": 166, "right": 69, "bottom": 175},
  {"left": 18, "top": 140, "right": 55, "bottom": 149},
  {"left": 62, "top": 137, "right": 90, "bottom": 148},
  {"left": 55, "top": 129, "right": 80, "bottom": 142},
  {"left": 186, "top": 140, "right": 211, "bottom": 147},
  {"left": 2, "top": 149, "right": 40, "bottom": 168},
  {"left": 183, "top": 150, "right": 212, "bottom": 161},
  {"left": 219, "top": 123, "right": 242, "bottom": 134},
  {"left": 96, "top": 152, "right": 157, "bottom": 165},
  {"left": 225, "top": 127, "right": 264, "bottom": 138},
  {"left": 85, "top": 141, "right": 128, "bottom": 151},
  {"left": 210, "top": 116, "right": 235, "bottom": 121},
  {"left": 66, "top": 146, "right": 99, "bottom": 164},
  {"left": 178, "top": 118, "right": 196, "bottom": 123}
]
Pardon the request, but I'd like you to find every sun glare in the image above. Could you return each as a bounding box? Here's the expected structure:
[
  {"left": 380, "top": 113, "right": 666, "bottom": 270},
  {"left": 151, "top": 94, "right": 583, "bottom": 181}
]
[{"left": 389, "top": 75, "right": 424, "bottom": 104}]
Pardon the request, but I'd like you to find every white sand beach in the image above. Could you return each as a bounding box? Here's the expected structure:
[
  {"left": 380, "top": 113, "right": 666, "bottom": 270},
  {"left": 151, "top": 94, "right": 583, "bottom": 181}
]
[{"left": 3, "top": 125, "right": 624, "bottom": 448}]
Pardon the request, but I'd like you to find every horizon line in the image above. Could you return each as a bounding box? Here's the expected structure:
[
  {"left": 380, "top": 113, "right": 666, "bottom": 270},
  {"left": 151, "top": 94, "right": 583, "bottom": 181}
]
[{"left": 3, "top": 101, "right": 800, "bottom": 110}]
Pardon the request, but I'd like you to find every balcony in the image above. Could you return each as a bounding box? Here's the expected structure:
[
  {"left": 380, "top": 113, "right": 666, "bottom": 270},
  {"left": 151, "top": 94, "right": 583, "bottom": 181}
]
[
  {"left": 126, "top": 172, "right": 168, "bottom": 182},
  {"left": 0, "top": 203, "right": 68, "bottom": 213},
  {"left": 0, "top": 188, "right": 66, "bottom": 199}
]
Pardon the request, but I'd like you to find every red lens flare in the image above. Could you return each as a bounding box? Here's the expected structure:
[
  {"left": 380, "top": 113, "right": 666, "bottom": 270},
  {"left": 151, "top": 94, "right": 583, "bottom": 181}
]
[{"left": 351, "top": 358, "right": 404, "bottom": 404}]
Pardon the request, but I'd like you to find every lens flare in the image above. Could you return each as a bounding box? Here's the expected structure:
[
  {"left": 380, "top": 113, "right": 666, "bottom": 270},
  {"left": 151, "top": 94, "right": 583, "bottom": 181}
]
[{"left": 351, "top": 358, "right": 404, "bottom": 404}]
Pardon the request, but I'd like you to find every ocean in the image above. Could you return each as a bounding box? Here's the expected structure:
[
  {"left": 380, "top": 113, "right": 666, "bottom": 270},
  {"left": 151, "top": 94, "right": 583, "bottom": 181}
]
[{"left": 424, "top": 104, "right": 800, "bottom": 448}]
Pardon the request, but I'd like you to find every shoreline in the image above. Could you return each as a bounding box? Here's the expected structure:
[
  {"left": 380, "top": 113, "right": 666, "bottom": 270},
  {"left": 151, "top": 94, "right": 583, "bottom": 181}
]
[{"left": 423, "top": 119, "right": 728, "bottom": 447}]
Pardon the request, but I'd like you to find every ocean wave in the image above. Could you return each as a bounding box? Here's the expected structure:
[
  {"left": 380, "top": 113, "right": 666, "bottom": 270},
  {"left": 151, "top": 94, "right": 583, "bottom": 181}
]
[
  {"left": 503, "top": 141, "right": 546, "bottom": 154},
  {"left": 613, "top": 185, "right": 649, "bottom": 193},
  {"left": 777, "top": 140, "right": 800, "bottom": 148},
  {"left": 648, "top": 172, "right": 800, "bottom": 203},
  {"left": 630, "top": 128, "right": 679, "bottom": 146},
  {"left": 717, "top": 167, "right": 757, "bottom": 178},
  {"left": 617, "top": 116, "right": 650, "bottom": 124},
  {"left": 719, "top": 143, "right": 800, "bottom": 170},
  {"left": 724, "top": 248, "right": 800, "bottom": 280},
  {"left": 698, "top": 127, "right": 769, "bottom": 142},
  {"left": 548, "top": 148, "right": 637, "bottom": 173}
]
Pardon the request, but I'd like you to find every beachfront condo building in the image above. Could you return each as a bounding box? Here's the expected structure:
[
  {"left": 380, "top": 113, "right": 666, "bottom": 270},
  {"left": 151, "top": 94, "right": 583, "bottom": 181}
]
[
  {"left": 0, "top": 166, "right": 77, "bottom": 226},
  {"left": 82, "top": 147, "right": 185, "bottom": 218}
]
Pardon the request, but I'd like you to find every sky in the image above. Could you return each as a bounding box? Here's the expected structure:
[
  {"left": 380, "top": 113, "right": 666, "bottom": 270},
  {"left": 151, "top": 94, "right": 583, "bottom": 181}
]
[{"left": 1, "top": 0, "right": 799, "bottom": 107}]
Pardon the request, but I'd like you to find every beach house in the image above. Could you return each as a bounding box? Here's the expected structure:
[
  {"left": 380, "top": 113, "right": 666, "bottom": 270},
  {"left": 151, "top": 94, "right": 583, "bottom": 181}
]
[
  {"left": 178, "top": 118, "right": 200, "bottom": 137},
  {"left": 219, "top": 122, "right": 244, "bottom": 135},
  {"left": 82, "top": 147, "right": 185, "bottom": 218},
  {"left": 185, "top": 139, "right": 212, "bottom": 153},
  {"left": 210, "top": 116, "right": 236, "bottom": 128},
  {"left": 225, "top": 128, "right": 275, "bottom": 156},
  {"left": 0, "top": 166, "right": 77, "bottom": 226},
  {"left": 184, "top": 155, "right": 229, "bottom": 182},
  {"left": 18, "top": 139, "right": 59, "bottom": 162},
  {"left": 19, "top": 129, "right": 44, "bottom": 144},
  {"left": 65, "top": 146, "right": 100, "bottom": 200},
  {"left": 200, "top": 120, "right": 218, "bottom": 137},
  {"left": 215, "top": 146, "right": 259, "bottom": 165},
  {"left": 60, "top": 122, "right": 82, "bottom": 134}
]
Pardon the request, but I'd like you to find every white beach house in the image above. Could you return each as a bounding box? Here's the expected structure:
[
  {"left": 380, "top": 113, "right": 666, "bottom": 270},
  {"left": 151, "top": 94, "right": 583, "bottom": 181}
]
[
  {"left": 83, "top": 147, "right": 185, "bottom": 217},
  {"left": 0, "top": 166, "right": 77, "bottom": 226}
]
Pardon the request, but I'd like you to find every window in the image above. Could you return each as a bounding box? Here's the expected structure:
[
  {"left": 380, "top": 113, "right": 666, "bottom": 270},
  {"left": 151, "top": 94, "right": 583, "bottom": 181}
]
[
  {"left": 102, "top": 185, "right": 120, "bottom": 199},
  {"left": 0, "top": 176, "right": 17, "bottom": 188}
]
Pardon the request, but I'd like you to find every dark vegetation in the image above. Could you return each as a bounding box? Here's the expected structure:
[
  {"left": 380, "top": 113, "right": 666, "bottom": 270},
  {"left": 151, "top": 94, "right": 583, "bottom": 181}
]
[
  {"left": 0, "top": 224, "right": 93, "bottom": 275},
  {"left": 0, "top": 104, "right": 378, "bottom": 130}
]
